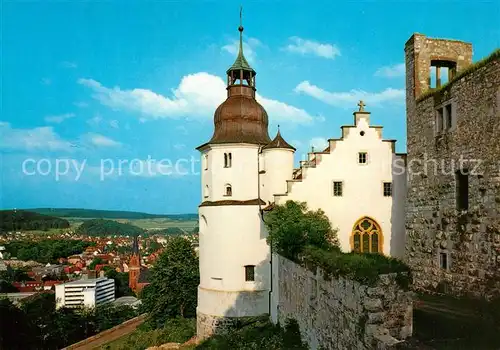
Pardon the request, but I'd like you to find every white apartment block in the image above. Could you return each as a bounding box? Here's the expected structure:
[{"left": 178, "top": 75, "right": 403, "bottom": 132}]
[{"left": 55, "top": 277, "right": 115, "bottom": 309}]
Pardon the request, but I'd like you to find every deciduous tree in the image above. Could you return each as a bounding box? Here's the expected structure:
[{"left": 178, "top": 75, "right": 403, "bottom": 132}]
[
  {"left": 265, "top": 200, "right": 339, "bottom": 261},
  {"left": 140, "top": 236, "right": 199, "bottom": 325}
]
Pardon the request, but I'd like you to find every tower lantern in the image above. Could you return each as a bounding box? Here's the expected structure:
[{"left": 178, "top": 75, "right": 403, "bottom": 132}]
[{"left": 226, "top": 8, "right": 256, "bottom": 89}]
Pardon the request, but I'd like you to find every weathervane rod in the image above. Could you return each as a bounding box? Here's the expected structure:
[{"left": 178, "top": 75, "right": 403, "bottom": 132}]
[{"left": 240, "top": 5, "right": 242, "bottom": 27}]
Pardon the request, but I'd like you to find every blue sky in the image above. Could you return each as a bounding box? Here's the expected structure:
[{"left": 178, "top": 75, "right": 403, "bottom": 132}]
[{"left": 1, "top": 1, "right": 499, "bottom": 214}]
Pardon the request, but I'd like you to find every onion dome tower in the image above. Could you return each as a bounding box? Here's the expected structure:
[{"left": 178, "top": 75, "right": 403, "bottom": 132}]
[
  {"left": 196, "top": 9, "right": 272, "bottom": 339},
  {"left": 198, "top": 15, "right": 271, "bottom": 149}
]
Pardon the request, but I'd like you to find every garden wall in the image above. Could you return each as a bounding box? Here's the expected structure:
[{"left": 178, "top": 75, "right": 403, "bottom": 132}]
[{"left": 270, "top": 254, "right": 413, "bottom": 349}]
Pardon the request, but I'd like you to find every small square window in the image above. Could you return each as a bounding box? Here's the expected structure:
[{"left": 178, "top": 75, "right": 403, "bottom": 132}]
[
  {"left": 383, "top": 182, "right": 392, "bottom": 197},
  {"left": 358, "top": 152, "right": 367, "bottom": 164},
  {"left": 439, "top": 252, "right": 449, "bottom": 270},
  {"left": 244, "top": 265, "right": 255, "bottom": 282},
  {"left": 333, "top": 181, "right": 343, "bottom": 196}
]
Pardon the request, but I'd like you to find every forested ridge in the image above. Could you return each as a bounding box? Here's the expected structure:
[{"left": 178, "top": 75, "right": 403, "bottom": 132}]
[
  {"left": 76, "top": 219, "right": 144, "bottom": 236},
  {"left": 31, "top": 208, "right": 197, "bottom": 220},
  {"left": 0, "top": 210, "right": 70, "bottom": 233}
]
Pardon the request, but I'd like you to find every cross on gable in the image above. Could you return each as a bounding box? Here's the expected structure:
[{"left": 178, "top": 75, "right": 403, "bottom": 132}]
[{"left": 358, "top": 100, "right": 366, "bottom": 112}]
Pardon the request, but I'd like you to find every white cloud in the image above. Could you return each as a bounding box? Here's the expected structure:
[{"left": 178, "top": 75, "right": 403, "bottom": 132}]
[
  {"left": 61, "top": 61, "right": 78, "bottom": 69},
  {"left": 294, "top": 81, "right": 404, "bottom": 108},
  {"left": 109, "top": 120, "right": 119, "bottom": 129},
  {"left": 173, "top": 143, "right": 185, "bottom": 150},
  {"left": 44, "top": 113, "right": 75, "bottom": 124},
  {"left": 79, "top": 73, "right": 315, "bottom": 124},
  {"left": 309, "top": 137, "right": 328, "bottom": 151},
  {"left": 86, "top": 114, "right": 102, "bottom": 127},
  {"left": 79, "top": 74, "right": 225, "bottom": 120},
  {"left": 83, "top": 133, "right": 121, "bottom": 147},
  {"left": 222, "top": 37, "right": 262, "bottom": 63},
  {"left": 283, "top": 37, "right": 340, "bottom": 59},
  {"left": 374, "top": 63, "right": 405, "bottom": 78},
  {"left": 256, "top": 94, "right": 313, "bottom": 123},
  {"left": 0, "top": 122, "right": 73, "bottom": 151}
]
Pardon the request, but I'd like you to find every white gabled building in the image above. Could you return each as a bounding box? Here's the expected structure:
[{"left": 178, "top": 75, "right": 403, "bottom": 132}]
[
  {"left": 55, "top": 277, "right": 115, "bottom": 309},
  {"left": 273, "top": 104, "right": 407, "bottom": 257},
  {"left": 196, "top": 19, "right": 406, "bottom": 339}
]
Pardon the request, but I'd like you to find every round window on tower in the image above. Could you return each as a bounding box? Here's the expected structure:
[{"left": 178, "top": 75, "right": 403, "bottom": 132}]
[{"left": 360, "top": 131, "right": 365, "bottom": 136}]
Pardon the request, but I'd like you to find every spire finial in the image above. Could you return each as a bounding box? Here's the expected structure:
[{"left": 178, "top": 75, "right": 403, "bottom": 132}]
[
  {"left": 239, "top": 5, "right": 243, "bottom": 28},
  {"left": 238, "top": 6, "right": 244, "bottom": 52}
]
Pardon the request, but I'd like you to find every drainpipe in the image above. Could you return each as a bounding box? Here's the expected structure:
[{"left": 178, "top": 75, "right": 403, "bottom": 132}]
[{"left": 257, "top": 145, "right": 273, "bottom": 317}]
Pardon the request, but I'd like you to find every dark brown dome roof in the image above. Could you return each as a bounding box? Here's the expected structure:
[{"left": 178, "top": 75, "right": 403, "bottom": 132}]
[
  {"left": 206, "top": 87, "right": 271, "bottom": 145},
  {"left": 197, "top": 22, "right": 272, "bottom": 149}
]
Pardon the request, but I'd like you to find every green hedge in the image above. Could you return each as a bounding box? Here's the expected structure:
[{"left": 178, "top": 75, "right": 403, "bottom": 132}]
[{"left": 302, "top": 245, "right": 411, "bottom": 289}]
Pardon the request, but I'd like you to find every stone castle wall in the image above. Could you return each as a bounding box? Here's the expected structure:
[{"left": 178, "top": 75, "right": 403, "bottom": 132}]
[
  {"left": 405, "top": 38, "right": 500, "bottom": 298},
  {"left": 271, "top": 255, "right": 413, "bottom": 350}
]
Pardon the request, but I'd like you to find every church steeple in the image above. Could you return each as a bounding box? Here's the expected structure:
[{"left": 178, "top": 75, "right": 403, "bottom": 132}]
[
  {"left": 131, "top": 234, "right": 139, "bottom": 256},
  {"left": 226, "top": 7, "right": 256, "bottom": 89}
]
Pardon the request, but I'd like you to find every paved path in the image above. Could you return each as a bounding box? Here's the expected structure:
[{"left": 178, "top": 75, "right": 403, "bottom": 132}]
[{"left": 63, "top": 314, "right": 147, "bottom": 350}]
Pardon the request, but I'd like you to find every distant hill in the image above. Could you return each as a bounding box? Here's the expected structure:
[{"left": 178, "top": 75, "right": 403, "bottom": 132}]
[
  {"left": 29, "top": 208, "right": 197, "bottom": 220},
  {"left": 0, "top": 210, "right": 70, "bottom": 232},
  {"left": 76, "top": 219, "right": 145, "bottom": 237}
]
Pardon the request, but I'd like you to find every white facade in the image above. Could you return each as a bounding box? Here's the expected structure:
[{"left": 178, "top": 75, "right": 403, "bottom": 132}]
[
  {"left": 197, "top": 108, "right": 406, "bottom": 332},
  {"left": 274, "top": 110, "right": 406, "bottom": 257},
  {"left": 55, "top": 277, "right": 115, "bottom": 309},
  {"left": 260, "top": 148, "right": 295, "bottom": 204}
]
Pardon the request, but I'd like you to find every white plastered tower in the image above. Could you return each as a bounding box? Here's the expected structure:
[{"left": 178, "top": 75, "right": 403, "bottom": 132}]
[{"left": 195, "top": 20, "right": 295, "bottom": 339}]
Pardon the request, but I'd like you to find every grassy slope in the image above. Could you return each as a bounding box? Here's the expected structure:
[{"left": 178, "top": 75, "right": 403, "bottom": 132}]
[{"left": 65, "top": 218, "right": 198, "bottom": 231}]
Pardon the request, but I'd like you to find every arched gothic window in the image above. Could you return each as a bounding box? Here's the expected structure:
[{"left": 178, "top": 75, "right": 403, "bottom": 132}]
[{"left": 351, "top": 217, "right": 383, "bottom": 253}]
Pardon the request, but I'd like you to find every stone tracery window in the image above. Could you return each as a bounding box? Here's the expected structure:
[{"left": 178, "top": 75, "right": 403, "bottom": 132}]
[{"left": 351, "top": 217, "right": 383, "bottom": 253}]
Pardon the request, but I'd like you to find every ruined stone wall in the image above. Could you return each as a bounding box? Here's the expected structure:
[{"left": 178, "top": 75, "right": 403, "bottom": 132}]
[
  {"left": 405, "top": 42, "right": 500, "bottom": 297},
  {"left": 271, "top": 255, "right": 413, "bottom": 350}
]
